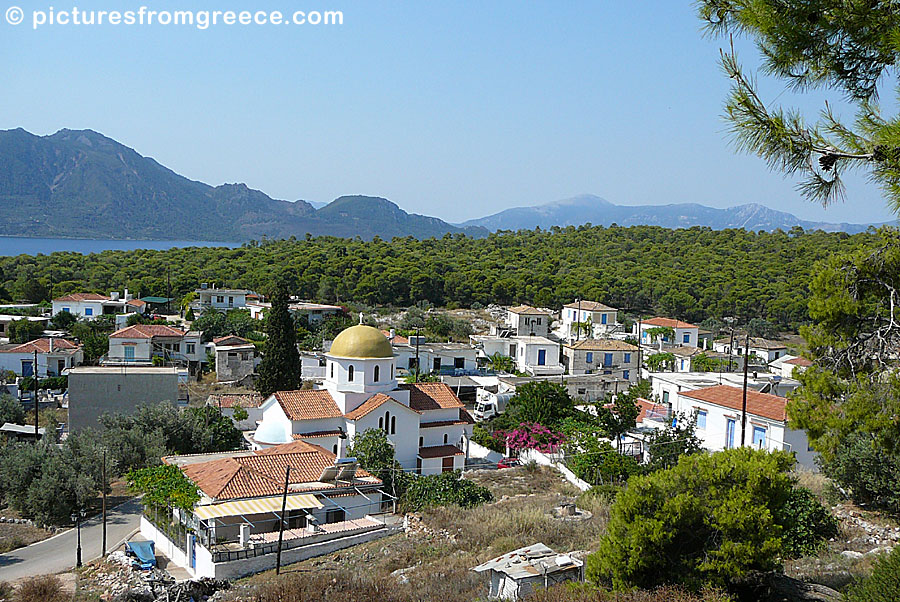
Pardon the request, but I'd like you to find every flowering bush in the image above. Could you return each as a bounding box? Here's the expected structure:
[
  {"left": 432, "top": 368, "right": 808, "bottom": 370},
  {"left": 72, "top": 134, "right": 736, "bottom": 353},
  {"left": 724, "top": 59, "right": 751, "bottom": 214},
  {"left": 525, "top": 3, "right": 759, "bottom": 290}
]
[{"left": 504, "top": 422, "right": 566, "bottom": 454}]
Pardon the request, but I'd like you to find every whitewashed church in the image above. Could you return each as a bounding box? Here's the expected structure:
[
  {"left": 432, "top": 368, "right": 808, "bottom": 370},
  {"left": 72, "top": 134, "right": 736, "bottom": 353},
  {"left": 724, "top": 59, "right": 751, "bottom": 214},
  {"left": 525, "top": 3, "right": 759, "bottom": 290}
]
[{"left": 251, "top": 324, "right": 474, "bottom": 474}]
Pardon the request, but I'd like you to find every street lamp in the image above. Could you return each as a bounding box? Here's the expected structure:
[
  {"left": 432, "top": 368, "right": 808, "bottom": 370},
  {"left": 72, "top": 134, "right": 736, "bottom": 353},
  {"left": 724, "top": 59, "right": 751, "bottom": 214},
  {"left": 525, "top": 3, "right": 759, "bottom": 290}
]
[{"left": 71, "top": 509, "right": 86, "bottom": 568}]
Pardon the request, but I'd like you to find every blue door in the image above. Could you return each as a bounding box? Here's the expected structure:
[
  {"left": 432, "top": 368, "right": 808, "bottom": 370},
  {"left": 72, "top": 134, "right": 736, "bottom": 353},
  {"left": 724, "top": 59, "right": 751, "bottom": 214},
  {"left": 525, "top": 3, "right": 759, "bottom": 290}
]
[
  {"left": 189, "top": 534, "right": 196, "bottom": 569},
  {"left": 537, "top": 349, "right": 546, "bottom": 365},
  {"left": 124, "top": 346, "right": 135, "bottom": 362},
  {"left": 725, "top": 419, "right": 736, "bottom": 449},
  {"left": 604, "top": 353, "right": 613, "bottom": 367},
  {"left": 21, "top": 360, "right": 33, "bottom": 377}
]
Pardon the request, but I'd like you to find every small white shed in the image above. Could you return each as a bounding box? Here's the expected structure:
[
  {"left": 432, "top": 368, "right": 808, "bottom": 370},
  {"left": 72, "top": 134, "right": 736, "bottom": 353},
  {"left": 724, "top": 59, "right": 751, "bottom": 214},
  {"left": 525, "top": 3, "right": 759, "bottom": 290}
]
[{"left": 472, "top": 543, "right": 584, "bottom": 600}]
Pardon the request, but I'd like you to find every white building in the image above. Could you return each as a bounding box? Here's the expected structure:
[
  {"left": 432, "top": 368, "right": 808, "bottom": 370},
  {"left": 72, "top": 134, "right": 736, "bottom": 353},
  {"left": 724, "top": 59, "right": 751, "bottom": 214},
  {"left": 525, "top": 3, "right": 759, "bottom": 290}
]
[
  {"left": 648, "top": 371, "right": 800, "bottom": 417},
  {"left": 0, "top": 338, "right": 83, "bottom": 377},
  {"left": 557, "top": 300, "right": 618, "bottom": 341},
  {"left": 206, "top": 393, "right": 265, "bottom": 431},
  {"left": 251, "top": 324, "right": 474, "bottom": 475},
  {"left": 770, "top": 355, "right": 812, "bottom": 379},
  {"left": 471, "top": 334, "right": 563, "bottom": 376},
  {"left": 638, "top": 317, "right": 699, "bottom": 348},
  {"left": 562, "top": 339, "right": 638, "bottom": 382},
  {"left": 712, "top": 336, "right": 788, "bottom": 364},
  {"left": 506, "top": 306, "right": 552, "bottom": 337},
  {"left": 248, "top": 300, "right": 343, "bottom": 325},
  {"left": 390, "top": 336, "right": 479, "bottom": 376},
  {"left": 193, "top": 287, "right": 253, "bottom": 314},
  {"left": 141, "top": 440, "right": 387, "bottom": 580},
  {"left": 52, "top": 290, "right": 145, "bottom": 320},
  {"left": 106, "top": 324, "right": 205, "bottom": 374}
]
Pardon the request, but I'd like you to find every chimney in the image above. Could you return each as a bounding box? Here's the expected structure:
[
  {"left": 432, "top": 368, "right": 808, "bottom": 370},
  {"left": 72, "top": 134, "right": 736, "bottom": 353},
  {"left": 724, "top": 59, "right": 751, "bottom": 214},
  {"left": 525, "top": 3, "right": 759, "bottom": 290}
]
[
  {"left": 124, "top": 288, "right": 131, "bottom": 301},
  {"left": 49, "top": 338, "right": 53, "bottom": 353},
  {"left": 239, "top": 523, "right": 251, "bottom": 548}
]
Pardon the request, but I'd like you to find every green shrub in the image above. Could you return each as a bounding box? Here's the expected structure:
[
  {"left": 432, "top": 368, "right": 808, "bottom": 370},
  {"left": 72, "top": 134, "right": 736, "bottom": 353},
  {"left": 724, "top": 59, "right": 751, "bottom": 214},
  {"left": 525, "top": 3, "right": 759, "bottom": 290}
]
[
  {"left": 820, "top": 432, "right": 900, "bottom": 514},
  {"left": 398, "top": 471, "right": 493, "bottom": 513},
  {"left": 587, "top": 448, "right": 804, "bottom": 590},
  {"left": 775, "top": 487, "right": 838, "bottom": 558},
  {"left": 845, "top": 546, "right": 900, "bottom": 602},
  {"left": 566, "top": 439, "right": 642, "bottom": 486}
]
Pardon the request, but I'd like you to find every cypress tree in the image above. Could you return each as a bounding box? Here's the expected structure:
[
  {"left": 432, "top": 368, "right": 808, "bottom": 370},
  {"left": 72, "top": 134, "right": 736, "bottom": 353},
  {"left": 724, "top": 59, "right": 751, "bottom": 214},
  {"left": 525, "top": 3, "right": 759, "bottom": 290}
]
[{"left": 255, "top": 275, "right": 301, "bottom": 396}]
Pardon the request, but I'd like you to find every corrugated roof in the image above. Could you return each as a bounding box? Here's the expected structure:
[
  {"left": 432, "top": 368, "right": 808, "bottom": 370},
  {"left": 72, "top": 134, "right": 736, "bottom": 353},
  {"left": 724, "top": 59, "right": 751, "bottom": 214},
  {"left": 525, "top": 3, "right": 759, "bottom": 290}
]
[
  {"left": 680, "top": 384, "right": 787, "bottom": 422},
  {"left": 273, "top": 389, "right": 343, "bottom": 420},
  {"left": 401, "top": 382, "right": 465, "bottom": 411}
]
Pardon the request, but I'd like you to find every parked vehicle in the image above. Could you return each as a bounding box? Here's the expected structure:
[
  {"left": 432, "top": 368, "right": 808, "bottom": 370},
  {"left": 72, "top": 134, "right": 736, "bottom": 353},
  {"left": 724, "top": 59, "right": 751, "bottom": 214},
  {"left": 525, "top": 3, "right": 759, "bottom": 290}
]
[
  {"left": 473, "top": 389, "right": 513, "bottom": 421},
  {"left": 497, "top": 457, "right": 521, "bottom": 469}
]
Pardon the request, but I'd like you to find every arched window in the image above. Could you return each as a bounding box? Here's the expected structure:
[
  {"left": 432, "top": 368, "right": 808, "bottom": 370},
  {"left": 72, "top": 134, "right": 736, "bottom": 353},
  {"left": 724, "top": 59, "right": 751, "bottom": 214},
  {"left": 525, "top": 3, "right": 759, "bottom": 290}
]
[
  {"left": 390, "top": 416, "right": 396, "bottom": 435},
  {"left": 333, "top": 444, "right": 338, "bottom": 454},
  {"left": 379, "top": 416, "right": 384, "bottom": 430},
  {"left": 391, "top": 363, "right": 394, "bottom": 378},
  {"left": 384, "top": 411, "right": 390, "bottom": 433},
  {"left": 330, "top": 362, "right": 334, "bottom": 378},
  {"left": 374, "top": 365, "right": 380, "bottom": 382},
  {"left": 419, "top": 436, "right": 424, "bottom": 447},
  {"left": 443, "top": 433, "right": 448, "bottom": 445},
  {"left": 348, "top": 365, "right": 354, "bottom": 381}
]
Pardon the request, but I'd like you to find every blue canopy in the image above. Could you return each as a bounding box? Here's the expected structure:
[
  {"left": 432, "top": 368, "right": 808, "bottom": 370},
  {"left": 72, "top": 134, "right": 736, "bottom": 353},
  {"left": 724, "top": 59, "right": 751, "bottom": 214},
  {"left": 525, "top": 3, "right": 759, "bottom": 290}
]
[{"left": 126, "top": 540, "right": 157, "bottom": 569}]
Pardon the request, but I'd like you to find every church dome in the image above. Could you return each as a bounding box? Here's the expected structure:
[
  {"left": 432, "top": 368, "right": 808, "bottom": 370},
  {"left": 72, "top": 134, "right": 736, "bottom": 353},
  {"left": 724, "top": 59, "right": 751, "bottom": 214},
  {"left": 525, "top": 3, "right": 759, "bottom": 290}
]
[{"left": 329, "top": 324, "right": 393, "bottom": 359}]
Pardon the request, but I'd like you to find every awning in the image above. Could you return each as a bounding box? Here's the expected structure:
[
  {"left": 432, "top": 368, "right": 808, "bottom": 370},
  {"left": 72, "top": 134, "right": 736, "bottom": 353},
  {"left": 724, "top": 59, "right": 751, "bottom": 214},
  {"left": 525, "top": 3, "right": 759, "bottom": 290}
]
[{"left": 194, "top": 494, "right": 323, "bottom": 520}]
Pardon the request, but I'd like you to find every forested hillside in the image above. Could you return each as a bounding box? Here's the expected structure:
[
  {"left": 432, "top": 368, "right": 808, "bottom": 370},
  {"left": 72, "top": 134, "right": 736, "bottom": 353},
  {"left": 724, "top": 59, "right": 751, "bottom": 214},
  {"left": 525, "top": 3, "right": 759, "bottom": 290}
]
[{"left": 0, "top": 224, "right": 883, "bottom": 327}]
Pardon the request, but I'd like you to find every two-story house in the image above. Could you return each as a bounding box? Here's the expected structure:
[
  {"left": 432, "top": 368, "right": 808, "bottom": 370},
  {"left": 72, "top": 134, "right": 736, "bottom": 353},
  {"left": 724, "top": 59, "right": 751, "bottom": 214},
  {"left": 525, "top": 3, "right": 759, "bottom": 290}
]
[
  {"left": 193, "top": 287, "right": 253, "bottom": 314},
  {"left": 713, "top": 336, "right": 788, "bottom": 364},
  {"left": 557, "top": 300, "right": 618, "bottom": 341},
  {"left": 638, "top": 317, "right": 699, "bottom": 348},
  {"left": 562, "top": 339, "right": 638, "bottom": 382},
  {"left": 52, "top": 290, "right": 146, "bottom": 320},
  {"left": 106, "top": 324, "right": 205, "bottom": 374},
  {"left": 506, "top": 306, "right": 552, "bottom": 337},
  {"left": 248, "top": 300, "right": 344, "bottom": 325},
  {"left": 0, "top": 338, "right": 83, "bottom": 377},
  {"left": 471, "top": 334, "right": 564, "bottom": 376}
]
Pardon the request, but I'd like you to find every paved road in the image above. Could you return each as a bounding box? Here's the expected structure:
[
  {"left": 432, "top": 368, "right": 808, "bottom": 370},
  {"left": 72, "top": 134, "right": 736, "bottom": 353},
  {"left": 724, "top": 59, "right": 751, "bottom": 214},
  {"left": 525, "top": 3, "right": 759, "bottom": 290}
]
[{"left": 0, "top": 497, "right": 143, "bottom": 582}]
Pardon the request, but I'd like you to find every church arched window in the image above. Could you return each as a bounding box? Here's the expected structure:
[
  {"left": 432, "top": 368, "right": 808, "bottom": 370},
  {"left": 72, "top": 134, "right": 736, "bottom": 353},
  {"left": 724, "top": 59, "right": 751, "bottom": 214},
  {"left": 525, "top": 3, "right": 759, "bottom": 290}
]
[
  {"left": 374, "top": 365, "right": 380, "bottom": 382},
  {"left": 348, "top": 365, "right": 354, "bottom": 381},
  {"left": 390, "top": 416, "right": 396, "bottom": 435}
]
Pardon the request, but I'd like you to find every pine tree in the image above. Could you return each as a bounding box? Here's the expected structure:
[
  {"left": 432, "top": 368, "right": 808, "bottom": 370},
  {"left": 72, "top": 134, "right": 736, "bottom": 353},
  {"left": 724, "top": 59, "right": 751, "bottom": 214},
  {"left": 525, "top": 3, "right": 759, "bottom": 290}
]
[{"left": 255, "top": 275, "right": 301, "bottom": 396}]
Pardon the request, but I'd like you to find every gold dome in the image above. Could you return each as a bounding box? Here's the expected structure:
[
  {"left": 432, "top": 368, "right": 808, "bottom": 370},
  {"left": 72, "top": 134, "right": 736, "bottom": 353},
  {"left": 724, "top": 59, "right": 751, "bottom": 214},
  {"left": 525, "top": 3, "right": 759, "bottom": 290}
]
[{"left": 329, "top": 325, "right": 393, "bottom": 359}]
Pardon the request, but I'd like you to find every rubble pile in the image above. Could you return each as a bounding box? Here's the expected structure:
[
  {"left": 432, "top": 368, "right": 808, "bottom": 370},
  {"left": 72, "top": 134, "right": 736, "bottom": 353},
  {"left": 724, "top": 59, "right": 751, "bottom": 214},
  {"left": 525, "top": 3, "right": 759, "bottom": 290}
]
[
  {"left": 79, "top": 555, "right": 231, "bottom": 602},
  {"left": 402, "top": 513, "right": 458, "bottom": 543},
  {"left": 833, "top": 506, "right": 900, "bottom": 555}
]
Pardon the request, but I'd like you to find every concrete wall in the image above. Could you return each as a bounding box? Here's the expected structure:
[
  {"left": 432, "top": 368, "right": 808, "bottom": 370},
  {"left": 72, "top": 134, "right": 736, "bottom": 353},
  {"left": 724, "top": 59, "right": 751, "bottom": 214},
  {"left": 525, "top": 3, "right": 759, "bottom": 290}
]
[
  {"left": 216, "top": 348, "right": 255, "bottom": 382},
  {"left": 68, "top": 368, "right": 179, "bottom": 431},
  {"left": 518, "top": 449, "right": 590, "bottom": 492}
]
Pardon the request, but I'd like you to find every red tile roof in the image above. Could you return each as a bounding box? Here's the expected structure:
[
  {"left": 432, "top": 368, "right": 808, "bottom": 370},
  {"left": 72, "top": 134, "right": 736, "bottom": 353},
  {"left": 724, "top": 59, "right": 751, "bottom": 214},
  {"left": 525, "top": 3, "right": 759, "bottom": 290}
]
[
  {"left": 785, "top": 357, "right": 812, "bottom": 367},
  {"left": 109, "top": 324, "right": 186, "bottom": 339},
  {"left": 207, "top": 393, "right": 265, "bottom": 409},
  {"left": 53, "top": 293, "right": 109, "bottom": 302},
  {"left": 293, "top": 430, "right": 345, "bottom": 439},
  {"left": 418, "top": 444, "right": 464, "bottom": 459},
  {"left": 634, "top": 398, "right": 659, "bottom": 424},
  {"left": 273, "top": 389, "right": 342, "bottom": 420},
  {"left": 563, "top": 301, "right": 615, "bottom": 312},
  {"left": 344, "top": 393, "right": 420, "bottom": 421},
  {"left": 679, "top": 385, "right": 787, "bottom": 422},
  {"left": 642, "top": 317, "right": 698, "bottom": 329},
  {"left": 401, "top": 382, "right": 465, "bottom": 411},
  {"left": 127, "top": 299, "right": 147, "bottom": 307},
  {"left": 380, "top": 330, "right": 409, "bottom": 344},
  {"left": 2, "top": 338, "right": 79, "bottom": 354},
  {"left": 213, "top": 335, "right": 251, "bottom": 346},
  {"left": 508, "top": 305, "right": 550, "bottom": 316},
  {"left": 183, "top": 440, "right": 377, "bottom": 501}
]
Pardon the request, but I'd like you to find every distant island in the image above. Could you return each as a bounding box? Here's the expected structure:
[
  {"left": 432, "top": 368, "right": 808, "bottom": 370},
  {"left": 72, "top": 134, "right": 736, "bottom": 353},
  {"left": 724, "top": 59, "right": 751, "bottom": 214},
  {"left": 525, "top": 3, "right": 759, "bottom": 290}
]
[{"left": 0, "top": 128, "right": 889, "bottom": 242}]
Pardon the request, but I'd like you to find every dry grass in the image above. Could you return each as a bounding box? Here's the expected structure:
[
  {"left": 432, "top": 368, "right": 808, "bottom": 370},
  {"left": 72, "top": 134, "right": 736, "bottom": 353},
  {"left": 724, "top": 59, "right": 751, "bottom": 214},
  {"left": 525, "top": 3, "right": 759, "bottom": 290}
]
[
  {"left": 15, "top": 575, "right": 70, "bottom": 602},
  {"left": 465, "top": 465, "right": 580, "bottom": 498},
  {"left": 0, "top": 522, "right": 51, "bottom": 554},
  {"left": 528, "top": 584, "right": 731, "bottom": 602}
]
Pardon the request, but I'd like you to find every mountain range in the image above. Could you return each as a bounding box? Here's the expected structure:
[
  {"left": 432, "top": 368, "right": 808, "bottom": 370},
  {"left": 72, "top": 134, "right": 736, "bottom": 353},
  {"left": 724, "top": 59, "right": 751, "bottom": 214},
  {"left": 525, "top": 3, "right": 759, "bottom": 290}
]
[{"left": 0, "top": 128, "right": 889, "bottom": 241}]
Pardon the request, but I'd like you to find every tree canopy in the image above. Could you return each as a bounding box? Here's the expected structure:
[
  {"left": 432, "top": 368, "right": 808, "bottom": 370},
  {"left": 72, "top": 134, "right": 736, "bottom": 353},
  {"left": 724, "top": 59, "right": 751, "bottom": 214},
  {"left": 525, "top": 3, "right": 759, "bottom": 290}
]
[{"left": 256, "top": 273, "right": 302, "bottom": 396}]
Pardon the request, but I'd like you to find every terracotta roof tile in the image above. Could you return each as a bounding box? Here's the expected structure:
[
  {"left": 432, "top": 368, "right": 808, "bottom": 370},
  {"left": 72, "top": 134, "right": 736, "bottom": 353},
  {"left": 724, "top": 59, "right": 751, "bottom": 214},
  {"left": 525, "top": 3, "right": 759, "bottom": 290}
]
[
  {"left": 508, "top": 305, "right": 550, "bottom": 316},
  {"left": 53, "top": 293, "right": 109, "bottom": 302},
  {"left": 381, "top": 330, "right": 409, "bottom": 344},
  {"left": 418, "top": 444, "right": 464, "bottom": 459},
  {"left": 642, "top": 317, "right": 698, "bottom": 329},
  {"left": 109, "top": 324, "right": 186, "bottom": 339},
  {"left": 680, "top": 385, "right": 787, "bottom": 422},
  {"left": 273, "top": 390, "right": 342, "bottom": 420},
  {"left": 400, "top": 382, "right": 464, "bottom": 411},
  {"left": 292, "top": 430, "right": 345, "bottom": 439},
  {"left": 2, "top": 338, "right": 79, "bottom": 354},
  {"left": 344, "top": 393, "right": 420, "bottom": 420},
  {"left": 563, "top": 301, "right": 616, "bottom": 312},
  {"left": 213, "top": 335, "right": 251, "bottom": 346},
  {"left": 785, "top": 357, "right": 813, "bottom": 367}
]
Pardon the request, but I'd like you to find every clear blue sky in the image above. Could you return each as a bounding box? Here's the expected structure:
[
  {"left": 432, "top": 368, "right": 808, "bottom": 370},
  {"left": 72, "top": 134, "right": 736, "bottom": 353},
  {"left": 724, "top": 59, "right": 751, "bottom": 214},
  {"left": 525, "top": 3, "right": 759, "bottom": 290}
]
[{"left": 1, "top": 1, "right": 894, "bottom": 225}]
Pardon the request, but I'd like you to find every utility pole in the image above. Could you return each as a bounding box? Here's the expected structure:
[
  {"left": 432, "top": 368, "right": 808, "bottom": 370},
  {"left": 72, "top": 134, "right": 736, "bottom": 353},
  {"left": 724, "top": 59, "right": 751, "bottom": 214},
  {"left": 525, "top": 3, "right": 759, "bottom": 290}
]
[
  {"left": 101, "top": 449, "right": 107, "bottom": 556},
  {"left": 740, "top": 332, "right": 750, "bottom": 447},
  {"left": 33, "top": 349, "right": 38, "bottom": 441},
  {"left": 275, "top": 466, "right": 291, "bottom": 575},
  {"left": 575, "top": 298, "right": 582, "bottom": 341},
  {"left": 414, "top": 328, "right": 420, "bottom": 383},
  {"left": 166, "top": 269, "right": 171, "bottom": 315}
]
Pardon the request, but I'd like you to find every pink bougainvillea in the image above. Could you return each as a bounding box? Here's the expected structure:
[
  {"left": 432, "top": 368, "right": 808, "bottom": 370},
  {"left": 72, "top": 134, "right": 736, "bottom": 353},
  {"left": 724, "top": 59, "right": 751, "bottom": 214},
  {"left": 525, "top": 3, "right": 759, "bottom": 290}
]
[{"left": 503, "top": 422, "right": 566, "bottom": 454}]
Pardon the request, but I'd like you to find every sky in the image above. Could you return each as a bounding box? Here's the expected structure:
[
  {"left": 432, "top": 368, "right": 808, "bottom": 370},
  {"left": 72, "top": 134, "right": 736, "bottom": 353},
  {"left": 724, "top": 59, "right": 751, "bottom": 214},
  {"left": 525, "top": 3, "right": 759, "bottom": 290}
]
[{"left": 1, "top": 1, "right": 896, "bottom": 225}]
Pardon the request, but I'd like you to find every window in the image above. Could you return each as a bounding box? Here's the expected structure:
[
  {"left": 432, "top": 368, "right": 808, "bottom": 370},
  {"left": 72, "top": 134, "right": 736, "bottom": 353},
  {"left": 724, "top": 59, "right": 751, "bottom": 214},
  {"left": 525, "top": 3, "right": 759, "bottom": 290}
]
[
  {"left": 374, "top": 365, "right": 380, "bottom": 382},
  {"left": 586, "top": 352, "right": 593, "bottom": 364},
  {"left": 419, "top": 436, "right": 424, "bottom": 447},
  {"left": 187, "top": 343, "right": 195, "bottom": 354},
  {"left": 696, "top": 409, "right": 707, "bottom": 430},
  {"left": 390, "top": 416, "right": 396, "bottom": 435},
  {"left": 124, "top": 346, "right": 135, "bottom": 360},
  {"left": 348, "top": 365, "right": 354, "bottom": 381},
  {"left": 21, "top": 360, "right": 33, "bottom": 377},
  {"left": 330, "top": 362, "right": 334, "bottom": 378},
  {"left": 536, "top": 317, "right": 541, "bottom": 325},
  {"left": 725, "top": 418, "right": 736, "bottom": 449},
  {"left": 216, "top": 295, "right": 224, "bottom": 303},
  {"left": 683, "top": 333, "right": 690, "bottom": 344},
  {"left": 752, "top": 426, "right": 767, "bottom": 448},
  {"left": 454, "top": 357, "right": 464, "bottom": 369},
  {"left": 332, "top": 444, "right": 338, "bottom": 454},
  {"left": 62, "top": 307, "right": 70, "bottom": 313},
  {"left": 624, "top": 353, "right": 631, "bottom": 364},
  {"left": 433, "top": 358, "right": 441, "bottom": 372},
  {"left": 623, "top": 370, "right": 630, "bottom": 380},
  {"left": 325, "top": 509, "right": 345, "bottom": 524},
  {"left": 228, "top": 296, "right": 234, "bottom": 305},
  {"left": 379, "top": 417, "right": 384, "bottom": 429},
  {"left": 391, "top": 364, "right": 394, "bottom": 378},
  {"left": 286, "top": 509, "right": 307, "bottom": 530},
  {"left": 603, "top": 353, "right": 613, "bottom": 367},
  {"left": 84, "top": 307, "right": 93, "bottom": 316},
  {"left": 662, "top": 391, "right": 670, "bottom": 404}
]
